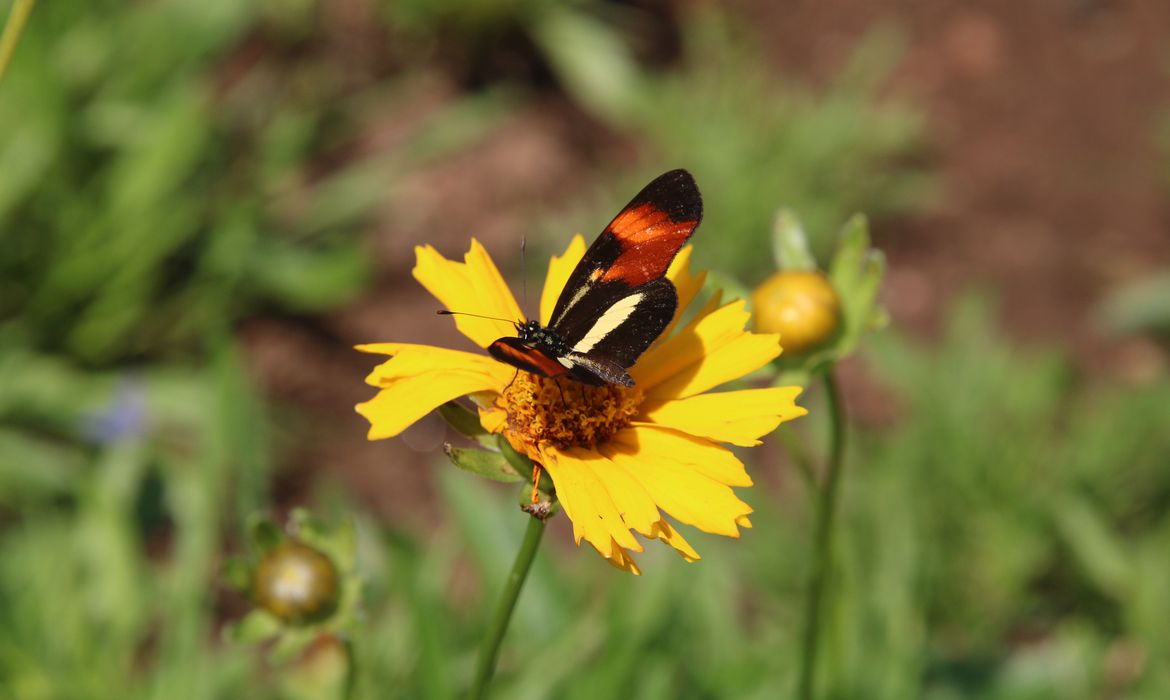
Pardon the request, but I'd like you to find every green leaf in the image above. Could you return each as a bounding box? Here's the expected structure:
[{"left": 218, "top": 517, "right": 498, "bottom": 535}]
[
  {"left": 444, "top": 444, "right": 523, "bottom": 483},
  {"left": 529, "top": 6, "right": 640, "bottom": 124},
  {"left": 1053, "top": 495, "right": 1132, "bottom": 601},
  {"left": 772, "top": 209, "right": 817, "bottom": 271}
]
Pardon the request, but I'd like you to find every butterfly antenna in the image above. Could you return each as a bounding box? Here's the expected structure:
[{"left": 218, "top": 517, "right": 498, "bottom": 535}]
[
  {"left": 520, "top": 236, "right": 529, "bottom": 320},
  {"left": 437, "top": 310, "right": 516, "bottom": 324}
]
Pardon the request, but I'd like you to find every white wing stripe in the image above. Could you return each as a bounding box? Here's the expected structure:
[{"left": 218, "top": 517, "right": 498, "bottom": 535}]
[{"left": 571, "top": 293, "right": 644, "bottom": 354}]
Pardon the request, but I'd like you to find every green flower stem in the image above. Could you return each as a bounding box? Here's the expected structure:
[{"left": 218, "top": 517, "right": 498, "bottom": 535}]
[
  {"left": 797, "top": 369, "right": 846, "bottom": 700},
  {"left": 468, "top": 513, "right": 546, "bottom": 700},
  {"left": 341, "top": 636, "right": 357, "bottom": 700},
  {"left": 777, "top": 425, "right": 817, "bottom": 491},
  {"left": 0, "top": 0, "right": 36, "bottom": 86}
]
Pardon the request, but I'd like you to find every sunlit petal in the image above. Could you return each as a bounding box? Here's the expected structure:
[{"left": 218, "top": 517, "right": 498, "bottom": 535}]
[
  {"left": 412, "top": 240, "right": 522, "bottom": 348},
  {"left": 357, "top": 370, "right": 502, "bottom": 440},
  {"left": 633, "top": 300, "right": 780, "bottom": 399},
  {"left": 601, "top": 428, "right": 753, "bottom": 538},
  {"left": 640, "top": 386, "right": 807, "bottom": 446},
  {"left": 660, "top": 246, "right": 707, "bottom": 341},
  {"left": 358, "top": 343, "right": 511, "bottom": 388},
  {"left": 540, "top": 234, "right": 588, "bottom": 326},
  {"left": 538, "top": 446, "right": 642, "bottom": 558}
]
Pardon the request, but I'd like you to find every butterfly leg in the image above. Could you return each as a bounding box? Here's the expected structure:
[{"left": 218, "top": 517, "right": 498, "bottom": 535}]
[
  {"left": 554, "top": 377, "right": 567, "bottom": 408},
  {"left": 502, "top": 367, "right": 520, "bottom": 394}
]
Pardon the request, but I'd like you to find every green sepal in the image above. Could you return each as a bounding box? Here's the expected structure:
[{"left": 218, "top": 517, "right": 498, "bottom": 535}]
[
  {"left": 270, "top": 628, "right": 320, "bottom": 664},
  {"left": 772, "top": 209, "right": 817, "bottom": 271},
  {"left": 229, "top": 609, "right": 282, "bottom": 644},
  {"left": 496, "top": 434, "right": 534, "bottom": 471},
  {"left": 444, "top": 443, "right": 524, "bottom": 483},
  {"left": 513, "top": 466, "right": 555, "bottom": 502},
  {"left": 828, "top": 214, "right": 888, "bottom": 354},
  {"left": 438, "top": 400, "right": 486, "bottom": 438},
  {"left": 438, "top": 400, "right": 496, "bottom": 448},
  {"left": 248, "top": 514, "right": 283, "bottom": 553}
]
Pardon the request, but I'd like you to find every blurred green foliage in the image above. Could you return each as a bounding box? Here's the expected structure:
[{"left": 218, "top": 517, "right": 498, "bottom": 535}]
[
  {"left": 3, "top": 299, "right": 1169, "bottom": 699},
  {"left": 536, "top": 9, "right": 929, "bottom": 277},
  {"left": 1, "top": 0, "right": 508, "bottom": 367},
  {"left": 2, "top": 1, "right": 1167, "bottom": 699},
  {"left": 0, "top": 0, "right": 377, "bottom": 364}
]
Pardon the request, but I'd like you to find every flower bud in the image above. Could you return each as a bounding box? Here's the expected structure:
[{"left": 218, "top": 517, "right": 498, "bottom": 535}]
[
  {"left": 251, "top": 540, "right": 340, "bottom": 625},
  {"left": 752, "top": 271, "right": 842, "bottom": 355}
]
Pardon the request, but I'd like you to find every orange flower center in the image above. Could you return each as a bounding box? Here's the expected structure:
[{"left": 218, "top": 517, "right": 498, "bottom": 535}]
[{"left": 497, "top": 372, "right": 643, "bottom": 451}]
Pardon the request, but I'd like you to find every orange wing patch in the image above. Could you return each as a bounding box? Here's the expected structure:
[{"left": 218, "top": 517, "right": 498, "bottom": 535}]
[{"left": 602, "top": 203, "right": 698, "bottom": 286}]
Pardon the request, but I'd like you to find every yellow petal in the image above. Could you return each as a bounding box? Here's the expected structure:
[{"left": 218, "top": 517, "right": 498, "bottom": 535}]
[
  {"left": 539, "top": 234, "right": 587, "bottom": 325},
  {"left": 356, "top": 370, "right": 501, "bottom": 440},
  {"left": 412, "top": 241, "right": 522, "bottom": 348},
  {"left": 538, "top": 445, "right": 642, "bottom": 558},
  {"left": 355, "top": 343, "right": 406, "bottom": 355},
  {"left": 650, "top": 520, "right": 700, "bottom": 563},
  {"left": 640, "top": 386, "right": 807, "bottom": 446},
  {"left": 659, "top": 246, "right": 707, "bottom": 341},
  {"left": 611, "top": 425, "right": 752, "bottom": 487},
  {"left": 632, "top": 299, "right": 751, "bottom": 388},
  {"left": 603, "top": 545, "right": 642, "bottom": 575},
  {"left": 632, "top": 300, "right": 780, "bottom": 399},
  {"left": 360, "top": 343, "right": 511, "bottom": 388},
  {"left": 562, "top": 446, "right": 662, "bottom": 537},
  {"left": 478, "top": 405, "right": 508, "bottom": 434},
  {"left": 601, "top": 427, "right": 753, "bottom": 537}
]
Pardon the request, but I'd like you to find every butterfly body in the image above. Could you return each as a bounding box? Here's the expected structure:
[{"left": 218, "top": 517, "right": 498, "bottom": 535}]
[{"left": 488, "top": 169, "right": 702, "bottom": 387}]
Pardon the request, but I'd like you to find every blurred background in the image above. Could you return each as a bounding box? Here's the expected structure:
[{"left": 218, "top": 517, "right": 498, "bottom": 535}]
[{"left": 2, "top": 0, "right": 1170, "bottom": 698}]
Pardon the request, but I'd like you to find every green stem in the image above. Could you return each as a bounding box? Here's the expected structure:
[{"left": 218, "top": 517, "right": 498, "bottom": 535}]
[
  {"left": 468, "top": 514, "right": 546, "bottom": 700},
  {"left": 797, "top": 369, "right": 847, "bottom": 700},
  {"left": 777, "top": 425, "right": 817, "bottom": 492},
  {"left": 341, "top": 636, "right": 357, "bottom": 700},
  {"left": 0, "top": 0, "right": 36, "bottom": 86}
]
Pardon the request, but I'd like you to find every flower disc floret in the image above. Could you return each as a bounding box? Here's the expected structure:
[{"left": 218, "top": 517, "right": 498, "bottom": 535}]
[{"left": 497, "top": 373, "right": 643, "bottom": 456}]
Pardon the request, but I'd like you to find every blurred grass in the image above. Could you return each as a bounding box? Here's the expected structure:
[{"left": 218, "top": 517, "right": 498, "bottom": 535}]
[
  {"left": 1, "top": 1, "right": 1168, "bottom": 699},
  {"left": 3, "top": 296, "right": 1169, "bottom": 699},
  {"left": 532, "top": 7, "right": 930, "bottom": 278}
]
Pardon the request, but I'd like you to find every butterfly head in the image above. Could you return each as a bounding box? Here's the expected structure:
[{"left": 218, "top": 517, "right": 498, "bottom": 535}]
[{"left": 515, "top": 319, "right": 542, "bottom": 342}]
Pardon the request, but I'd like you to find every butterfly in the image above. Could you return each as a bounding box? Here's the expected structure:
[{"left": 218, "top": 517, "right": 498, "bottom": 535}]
[{"left": 486, "top": 169, "right": 702, "bottom": 387}]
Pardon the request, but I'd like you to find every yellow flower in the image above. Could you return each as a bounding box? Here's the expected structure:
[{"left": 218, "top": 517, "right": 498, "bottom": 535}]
[{"left": 356, "top": 237, "right": 807, "bottom": 574}]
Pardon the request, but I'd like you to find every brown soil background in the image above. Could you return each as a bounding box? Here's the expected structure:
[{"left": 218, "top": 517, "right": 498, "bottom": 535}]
[{"left": 241, "top": 0, "right": 1170, "bottom": 522}]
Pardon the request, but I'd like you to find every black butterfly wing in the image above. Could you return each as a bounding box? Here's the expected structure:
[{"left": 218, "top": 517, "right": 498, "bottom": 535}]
[
  {"left": 559, "top": 278, "right": 678, "bottom": 386},
  {"left": 547, "top": 169, "right": 702, "bottom": 340}
]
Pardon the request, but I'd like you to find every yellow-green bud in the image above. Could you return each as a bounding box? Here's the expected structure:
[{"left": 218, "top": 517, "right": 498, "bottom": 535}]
[
  {"left": 752, "top": 271, "right": 841, "bottom": 355},
  {"left": 251, "top": 540, "right": 340, "bottom": 625}
]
